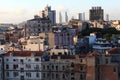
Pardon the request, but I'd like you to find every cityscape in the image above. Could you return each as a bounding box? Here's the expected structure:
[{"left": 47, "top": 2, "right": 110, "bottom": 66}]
[{"left": 0, "top": 0, "right": 120, "bottom": 80}]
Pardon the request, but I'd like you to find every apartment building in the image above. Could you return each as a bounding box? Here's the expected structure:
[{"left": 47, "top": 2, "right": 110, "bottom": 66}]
[
  {"left": 26, "top": 15, "right": 52, "bottom": 36},
  {"left": 4, "top": 51, "right": 44, "bottom": 80},
  {"left": 41, "top": 52, "right": 118, "bottom": 80}
]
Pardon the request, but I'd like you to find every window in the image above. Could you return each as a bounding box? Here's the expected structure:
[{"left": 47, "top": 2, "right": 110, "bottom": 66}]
[
  {"left": 35, "top": 65, "right": 39, "bottom": 70},
  {"left": 71, "top": 73, "right": 74, "bottom": 75},
  {"left": 56, "top": 74, "right": 58, "bottom": 78},
  {"left": 6, "top": 72, "right": 9, "bottom": 77},
  {"left": 52, "top": 73, "right": 54, "bottom": 79},
  {"left": 6, "top": 64, "right": 9, "bottom": 69},
  {"left": 6, "top": 59, "right": 9, "bottom": 61},
  {"left": 35, "top": 58, "right": 39, "bottom": 62},
  {"left": 52, "top": 65, "right": 54, "bottom": 70},
  {"left": 13, "top": 72, "right": 18, "bottom": 77},
  {"left": 21, "top": 68, "right": 24, "bottom": 72},
  {"left": 64, "top": 52, "right": 67, "bottom": 55},
  {"left": 13, "top": 64, "right": 18, "bottom": 69},
  {"left": 56, "top": 66, "right": 58, "bottom": 70},
  {"left": 20, "top": 59, "right": 24, "bottom": 64},
  {"left": 113, "top": 67, "right": 116, "bottom": 72},
  {"left": 80, "top": 59, "right": 83, "bottom": 62},
  {"left": 62, "top": 74, "right": 65, "bottom": 79},
  {"left": 43, "top": 73, "right": 45, "bottom": 78},
  {"left": 80, "top": 74, "right": 83, "bottom": 79},
  {"left": 26, "top": 72, "right": 31, "bottom": 77},
  {"left": 71, "top": 63, "right": 74, "bottom": 67},
  {"left": 13, "top": 59, "right": 16, "bottom": 61},
  {"left": 43, "top": 65, "right": 45, "bottom": 70},
  {"left": 47, "top": 73, "right": 49, "bottom": 77},
  {"left": 1, "top": 48, "right": 3, "bottom": 50},
  {"left": 52, "top": 52, "right": 55, "bottom": 55},
  {"left": 20, "top": 76, "right": 24, "bottom": 80},
  {"left": 105, "top": 58, "right": 109, "bottom": 64},
  {"left": 71, "top": 77, "right": 75, "bottom": 80},
  {"left": 62, "top": 66, "right": 65, "bottom": 70},
  {"left": 58, "top": 52, "right": 62, "bottom": 55},
  {"left": 80, "top": 66, "right": 83, "bottom": 71},
  {"left": 36, "top": 73, "right": 39, "bottom": 78},
  {"left": 26, "top": 64, "right": 31, "bottom": 69},
  {"left": 47, "top": 65, "right": 49, "bottom": 70}
]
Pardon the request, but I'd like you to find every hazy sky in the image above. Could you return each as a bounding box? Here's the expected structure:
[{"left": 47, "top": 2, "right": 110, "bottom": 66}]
[{"left": 0, "top": 0, "right": 120, "bottom": 24}]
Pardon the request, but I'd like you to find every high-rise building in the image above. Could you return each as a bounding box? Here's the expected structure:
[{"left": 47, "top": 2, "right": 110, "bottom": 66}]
[
  {"left": 39, "top": 5, "right": 56, "bottom": 25},
  {"left": 106, "top": 14, "right": 109, "bottom": 21},
  {"left": 59, "top": 12, "right": 62, "bottom": 23},
  {"left": 78, "top": 13, "right": 85, "bottom": 21},
  {"left": 78, "top": 13, "right": 83, "bottom": 21},
  {"left": 65, "top": 12, "right": 68, "bottom": 23},
  {"left": 89, "top": 7, "right": 104, "bottom": 21}
]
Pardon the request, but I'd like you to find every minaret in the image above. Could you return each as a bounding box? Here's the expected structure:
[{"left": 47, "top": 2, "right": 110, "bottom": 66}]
[
  {"left": 59, "top": 12, "right": 62, "bottom": 24},
  {"left": 65, "top": 12, "right": 68, "bottom": 23}
]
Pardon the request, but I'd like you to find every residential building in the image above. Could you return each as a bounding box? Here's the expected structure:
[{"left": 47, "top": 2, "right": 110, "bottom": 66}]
[
  {"left": 89, "top": 20, "right": 109, "bottom": 29},
  {"left": 39, "top": 5, "right": 56, "bottom": 25},
  {"left": 89, "top": 7, "right": 104, "bottom": 21},
  {"left": 0, "top": 54, "right": 4, "bottom": 80},
  {"left": 22, "top": 36, "right": 45, "bottom": 51},
  {"left": 92, "top": 38, "right": 112, "bottom": 53},
  {"left": 54, "top": 26, "right": 76, "bottom": 48},
  {"left": 108, "top": 47, "right": 120, "bottom": 80},
  {"left": 4, "top": 51, "right": 43, "bottom": 80},
  {"left": 111, "top": 20, "right": 120, "bottom": 30},
  {"left": 69, "top": 19, "right": 87, "bottom": 31},
  {"left": 39, "top": 32, "right": 55, "bottom": 48},
  {"left": 41, "top": 52, "right": 118, "bottom": 80},
  {"left": 26, "top": 15, "right": 52, "bottom": 36},
  {"left": 50, "top": 48, "right": 75, "bottom": 55}
]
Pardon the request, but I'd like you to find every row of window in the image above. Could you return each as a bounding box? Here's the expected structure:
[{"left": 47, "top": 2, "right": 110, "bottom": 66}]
[
  {"left": 6, "top": 58, "right": 41, "bottom": 62},
  {"left": 6, "top": 72, "right": 40, "bottom": 78},
  {"left": 6, "top": 64, "right": 41, "bottom": 70},
  {"left": 42, "top": 73, "right": 85, "bottom": 80}
]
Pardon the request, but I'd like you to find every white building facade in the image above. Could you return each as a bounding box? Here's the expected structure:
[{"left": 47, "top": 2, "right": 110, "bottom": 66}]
[{"left": 4, "top": 51, "right": 43, "bottom": 80}]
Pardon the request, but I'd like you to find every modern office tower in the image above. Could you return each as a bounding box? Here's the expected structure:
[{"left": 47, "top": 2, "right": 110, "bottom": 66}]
[
  {"left": 106, "top": 14, "right": 109, "bottom": 21},
  {"left": 39, "top": 5, "right": 56, "bottom": 25},
  {"left": 78, "top": 13, "right": 83, "bottom": 21},
  {"left": 83, "top": 12, "right": 85, "bottom": 21},
  {"left": 78, "top": 13, "right": 85, "bottom": 21},
  {"left": 59, "top": 12, "right": 62, "bottom": 23},
  {"left": 65, "top": 12, "right": 68, "bottom": 23},
  {"left": 89, "top": 7, "right": 104, "bottom": 21}
]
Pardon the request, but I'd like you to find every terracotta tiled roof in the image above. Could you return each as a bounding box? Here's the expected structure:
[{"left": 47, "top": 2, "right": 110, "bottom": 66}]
[
  {"left": 60, "top": 55, "right": 75, "bottom": 59},
  {"left": 5, "top": 51, "right": 44, "bottom": 57},
  {"left": 79, "top": 54, "right": 86, "bottom": 58},
  {"left": 51, "top": 55, "right": 58, "bottom": 59},
  {"left": 108, "top": 47, "right": 120, "bottom": 54},
  {"left": 51, "top": 55, "right": 76, "bottom": 59},
  {"left": 86, "top": 51, "right": 99, "bottom": 57}
]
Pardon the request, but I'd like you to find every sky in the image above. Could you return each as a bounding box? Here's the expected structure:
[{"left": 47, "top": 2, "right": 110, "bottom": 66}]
[{"left": 0, "top": 0, "right": 120, "bottom": 24}]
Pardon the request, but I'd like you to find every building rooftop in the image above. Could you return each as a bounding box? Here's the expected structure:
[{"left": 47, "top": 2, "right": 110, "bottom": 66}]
[{"left": 5, "top": 51, "right": 44, "bottom": 57}]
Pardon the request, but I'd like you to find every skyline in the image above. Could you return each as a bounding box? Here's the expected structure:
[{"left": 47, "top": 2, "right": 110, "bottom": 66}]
[{"left": 0, "top": 0, "right": 120, "bottom": 24}]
